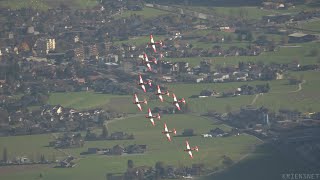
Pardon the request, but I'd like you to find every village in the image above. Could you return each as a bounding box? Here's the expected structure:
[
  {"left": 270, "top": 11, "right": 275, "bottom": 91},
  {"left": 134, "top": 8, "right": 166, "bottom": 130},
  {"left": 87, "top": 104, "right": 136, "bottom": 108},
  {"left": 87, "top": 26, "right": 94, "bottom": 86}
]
[{"left": 0, "top": 0, "right": 320, "bottom": 179}]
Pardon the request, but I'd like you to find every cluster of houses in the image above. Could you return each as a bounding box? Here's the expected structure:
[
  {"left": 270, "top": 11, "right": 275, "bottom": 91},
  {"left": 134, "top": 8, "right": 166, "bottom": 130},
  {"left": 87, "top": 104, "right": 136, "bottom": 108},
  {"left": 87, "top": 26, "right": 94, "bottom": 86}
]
[
  {"left": 107, "top": 162, "right": 206, "bottom": 180},
  {"left": 201, "top": 127, "right": 241, "bottom": 138},
  {"left": 190, "top": 83, "right": 270, "bottom": 99},
  {"left": 0, "top": 104, "right": 126, "bottom": 136},
  {"left": 203, "top": 105, "right": 320, "bottom": 141},
  {"left": 49, "top": 133, "right": 84, "bottom": 149},
  {"left": 0, "top": 154, "right": 52, "bottom": 166},
  {"left": 153, "top": 59, "right": 304, "bottom": 84},
  {"left": 81, "top": 144, "right": 147, "bottom": 156},
  {"left": 57, "top": 156, "right": 76, "bottom": 168}
]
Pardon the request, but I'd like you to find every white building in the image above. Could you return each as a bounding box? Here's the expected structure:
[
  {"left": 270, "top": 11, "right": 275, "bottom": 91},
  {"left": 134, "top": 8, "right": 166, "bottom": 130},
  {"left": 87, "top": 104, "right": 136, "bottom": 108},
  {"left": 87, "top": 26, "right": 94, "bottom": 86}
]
[{"left": 46, "top": 38, "right": 56, "bottom": 54}]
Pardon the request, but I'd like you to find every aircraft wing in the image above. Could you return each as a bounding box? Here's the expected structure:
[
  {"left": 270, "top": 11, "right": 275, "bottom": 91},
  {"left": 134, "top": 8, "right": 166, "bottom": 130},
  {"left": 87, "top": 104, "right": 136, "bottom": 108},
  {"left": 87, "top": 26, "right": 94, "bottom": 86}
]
[
  {"left": 141, "top": 84, "right": 146, "bottom": 92},
  {"left": 150, "top": 35, "right": 155, "bottom": 43},
  {"left": 173, "top": 93, "right": 178, "bottom": 102},
  {"left": 146, "top": 63, "right": 152, "bottom": 71},
  {"left": 134, "top": 94, "right": 139, "bottom": 102},
  {"left": 164, "top": 123, "right": 169, "bottom": 132},
  {"left": 188, "top": 151, "right": 193, "bottom": 158},
  {"left": 149, "top": 118, "right": 155, "bottom": 126},
  {"left": 152, "top": 44, "right": 157, "bottom": 53},
  {"left": 148, "top": 108, "right": 152, "bottom": 117},
  {"left": 158, "top": 94, "right": 163, "bottom": 102},
  {"left": 136, "top": 103, "right": 142, "bottom": 111},
  {"left": 166, "top": 133, "right": 171, "bottom": 141},
  {"left": 144, "top": 53, "right": 149, "bottom": 62},
  {"left": 175, "top": 103, "right": 181, "bottom": 111},
  {"left": 139, "top": 75, "right": 144, "bottom": 84},
  {"left": 186, "top": 141, "right": 191, "bottom": 149},
  {"left": 157, "top": 85, "right": 161, "bottom": 94}
]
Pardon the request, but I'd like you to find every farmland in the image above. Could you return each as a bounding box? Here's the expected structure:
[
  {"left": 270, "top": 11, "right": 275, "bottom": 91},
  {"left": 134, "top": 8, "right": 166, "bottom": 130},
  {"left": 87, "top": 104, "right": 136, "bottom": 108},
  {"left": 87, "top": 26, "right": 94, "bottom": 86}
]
[
  {"left": 0, "top": 114, "right": 261, "bottom": 180},
  {"left": 1, "top": 0, "right": 319, "bottom": 179},
  {"left": 118, "top": 7, "right": 171, "bottom": 19},
  {"left": 0, "top": 0, "right": 98, "bottom": 10},
  {"left": 45, "top": 70, "right": 320, "bottom": 114},
  {"left": 165, "top": 41, "right": 320, "bottom": 69},
  {"left": 48, "top": 92, "right": 129, "bottom": 111}
]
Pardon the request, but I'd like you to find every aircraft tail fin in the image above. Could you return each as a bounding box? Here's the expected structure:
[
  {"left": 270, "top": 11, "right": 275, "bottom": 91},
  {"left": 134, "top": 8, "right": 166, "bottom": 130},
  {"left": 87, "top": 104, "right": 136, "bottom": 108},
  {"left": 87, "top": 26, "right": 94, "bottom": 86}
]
[
  {"left": 173, "top": 128, "right": 177, "bottom": 135},
  {"left": 194, "top": 146, "right": 199, "bottom": 152}
]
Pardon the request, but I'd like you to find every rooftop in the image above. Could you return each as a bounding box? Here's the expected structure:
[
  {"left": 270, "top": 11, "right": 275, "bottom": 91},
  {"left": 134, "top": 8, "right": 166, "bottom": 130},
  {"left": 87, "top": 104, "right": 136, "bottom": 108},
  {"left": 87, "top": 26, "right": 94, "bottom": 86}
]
[{"left": 288, "top": 33, "right": 309, "bottom": 38}]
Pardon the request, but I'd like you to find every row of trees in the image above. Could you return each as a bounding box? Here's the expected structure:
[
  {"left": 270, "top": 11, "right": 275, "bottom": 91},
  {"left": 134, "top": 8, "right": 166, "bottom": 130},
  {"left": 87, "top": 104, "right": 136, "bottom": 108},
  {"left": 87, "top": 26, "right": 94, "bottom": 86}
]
[
  {"left": 1, "top": 147, "right": 51, "bottom": 164},
  {"left": 85, "top": 125, "right": 109, "bottom": 140}
]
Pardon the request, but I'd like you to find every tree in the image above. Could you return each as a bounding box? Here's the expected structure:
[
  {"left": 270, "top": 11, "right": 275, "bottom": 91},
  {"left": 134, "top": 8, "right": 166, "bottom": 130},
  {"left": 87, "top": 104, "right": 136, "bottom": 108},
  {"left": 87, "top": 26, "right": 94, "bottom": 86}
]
[
  {"left": 127, "top": 159, "right": 134, "bottom": 169},
  {"left": 2, "top": 147, "right": 8, "bottom": 163},
  {"left": 246, "top": 31, "right": 253, "bottom": 42},
  {"left": 40, "top": 154, "right": 46, "bottom": 163},
  {"left": 308, "top": 48, "right": 319, "bottom": 57},
  {"left": 225, "top": 104, "right": 232, "bottom": 113},
  {"left": 182, "top": 129, "right": 195, "bottom": 136},
  {"left": 101, "top": 125, "right": 108, "bottom": 138},
  {"left": 155, "top": 161, "right": 166, "bottom": 179},
  {"left": 288, "top": 77, "right": 301, "bottom": 85},
  {"left": 222, "top": 155, "right": 234, "bottom": 167},
  {"left": 225, "top": 34, "right": 233, "bottom": 43},
  {"left": 281, "top": 35, "right": 289, "bottom": 44}
]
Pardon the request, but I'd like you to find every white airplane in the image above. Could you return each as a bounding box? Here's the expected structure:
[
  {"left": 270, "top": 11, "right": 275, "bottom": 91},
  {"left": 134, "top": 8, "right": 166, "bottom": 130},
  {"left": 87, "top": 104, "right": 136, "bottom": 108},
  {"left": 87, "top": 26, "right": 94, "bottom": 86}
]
[
  {"left": 155, "top": 85, "right": 170, "bottom": 102},
  {"left": 149, "top": 34, "right": 163, "bottom": 53},
  {"left": 133, "top": 94, "right": 147, "bottom": 111},
  {"left": 145, "top": 108, "right": 161, "bottom": 126},
  {"left": 184, "top": 140, "right": 199, "bottom": 159},
  {"left": 142, "top": 53, "right": 157, "bottom": 71},
  {"left": 172, "top": 93, "right": 186, "bottom": 111},
  {"left": 162, "top": 123, "right": 176, "bottom": 141},
  {"left": 137, "top": 74, "right": 152, "bottom": 93}
]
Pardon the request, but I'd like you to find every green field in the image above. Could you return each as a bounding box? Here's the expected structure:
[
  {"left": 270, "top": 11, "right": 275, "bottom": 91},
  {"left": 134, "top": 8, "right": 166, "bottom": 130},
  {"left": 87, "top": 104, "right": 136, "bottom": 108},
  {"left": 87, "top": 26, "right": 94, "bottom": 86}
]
[
  {"left": 48, "top": 92, "right": 129, "bottom": 111},
  {"left": 0, "top": 0, "right": 98, "bottom": 10},
  {"left": 114, "top": 35, "right": 166, "bottom": 47},
  {"left": 164, "top": 41, "right": 320, "bottom": 69},
  {"left": 300, "top": 19, "right": 320, "bottom": 32},
  {"left": 118, "top": 7, "right": 171, "bottom": 19},
  {"left": 0, "top": 134, "right": 65, "bottom": 161},
  {"left": 163, "top": 69, "right": 320, "bottom": 113},
  {"left": 180, "top": 4, "right": 318, "bottom": 20},
  {"left": 0, "top": 114, "right": 261, "bottom": 180},
  {"left": 255, "top": 71, "right": 320, "bottom": 112},
  {"left": 45, "top": 72, "right": 320, "bottom": 114}
]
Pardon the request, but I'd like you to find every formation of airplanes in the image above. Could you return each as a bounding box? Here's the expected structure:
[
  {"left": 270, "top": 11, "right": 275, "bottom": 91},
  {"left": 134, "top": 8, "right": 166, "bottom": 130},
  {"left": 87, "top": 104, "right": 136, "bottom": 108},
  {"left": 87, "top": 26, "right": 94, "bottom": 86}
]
[{"left": 132, "top": 35, "right": 199, "bottom": 159}]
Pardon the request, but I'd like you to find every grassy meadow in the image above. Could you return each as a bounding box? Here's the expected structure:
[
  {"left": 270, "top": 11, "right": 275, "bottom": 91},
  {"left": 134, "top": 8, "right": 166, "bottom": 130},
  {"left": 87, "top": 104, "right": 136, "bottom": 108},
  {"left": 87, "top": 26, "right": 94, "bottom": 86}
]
[
  {"left": 165, "top": 41, "right": 320, "bottom": 69},
  {"left": 0, "top": 114, "right": 261, "bottom": 180},
  {"left": 114, "top": 34, "right": 166, "bottom": 47},
  {"left": 0, "top": 134, "right": 65, "bottom": 161},
  {"left": 179, "top": 4, "right": 319, "bottom": 20},
  {"left": 45, "top": 69, "right": 320, "bottom": 114},
  {"left": 300, "top": 19, "right": 320, "bottom": 32},
  {"left": 255, "top": 71, "right": 320, "bottom": 112},
  {"left": 0, "top": 0, "right": 98, "bottom": 10},
  {"left": 48, "top": 92, "right": 130, "bottom": 111},
  {"left": 118, "top": 7, "right": 171, "bottom": 19}
]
